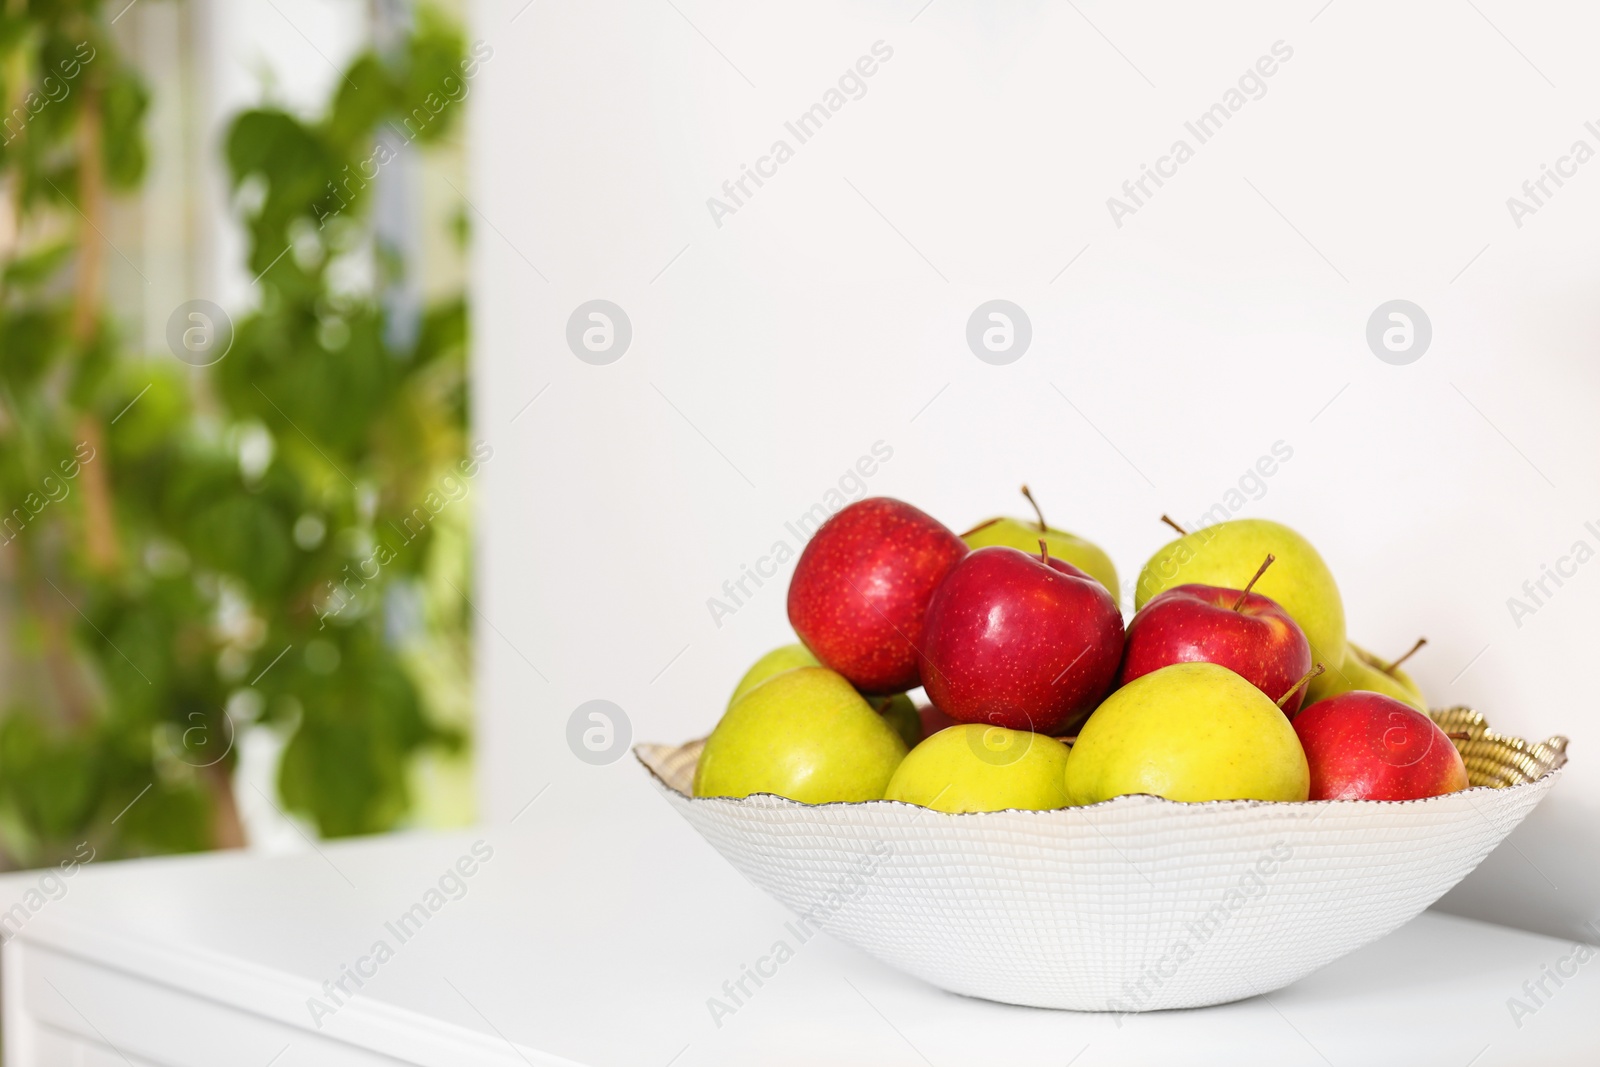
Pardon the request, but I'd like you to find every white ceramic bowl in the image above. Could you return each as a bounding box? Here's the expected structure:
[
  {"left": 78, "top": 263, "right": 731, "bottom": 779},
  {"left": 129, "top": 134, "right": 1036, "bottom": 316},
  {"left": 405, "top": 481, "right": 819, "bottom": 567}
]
[{"left": 637, "top": 708, "right": 1566, "bottom": 1012}]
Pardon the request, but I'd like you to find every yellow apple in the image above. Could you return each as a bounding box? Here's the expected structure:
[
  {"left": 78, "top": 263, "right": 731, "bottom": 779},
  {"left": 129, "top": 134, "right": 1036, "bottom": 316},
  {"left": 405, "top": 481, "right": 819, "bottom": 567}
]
[
  {"left": 1135, "top": 518, "right": 1346, "bottom": 672},
  {"left": 1066, "top": 662, "right": 1310, "bottom": 804},
  {"left": 695, "top": 667, "right": 906, "bottom": 803},
  {"left": 870, "top": 693, "right": 922, "bottom": 749},
  {"left": 885, "top": 725, "right": 1071, "bottom": 812},
  {"left": 726, "top": 643, "right": 820, "bottom": 708},
  {"left": 961, "top": 486, "right": 1119, "bottom": 599},
  {"left": 1304, "top": 641, "right": 1428, "bottom": 712}
]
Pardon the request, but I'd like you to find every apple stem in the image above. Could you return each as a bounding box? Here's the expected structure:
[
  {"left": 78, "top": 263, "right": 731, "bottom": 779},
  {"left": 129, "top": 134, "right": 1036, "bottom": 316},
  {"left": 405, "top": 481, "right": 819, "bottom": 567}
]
[
  {"left": 1446, "top": 731, "right": 1471, "bottom": 741},
  {"left": 1059, "top": 735, "right": 1078, "bottom": 745},
  {"left": 1231, "top": 553, "right": 1276, "bottom": 611},
  {"left": 1278, "top": 663, "right": 1326, "bottom": 712},
  {"left": 1160, "top": 514, "right": 1189, "bottom": 536},
  {"left": 1020, "top": 484, "right": 1048, "bottom": 532},
  {"left": 1037, "top": 538, "right": 1051, "bottom": 564},
  {"left": 1382, "top": 637, "right": 1427, "bottom": 676}
]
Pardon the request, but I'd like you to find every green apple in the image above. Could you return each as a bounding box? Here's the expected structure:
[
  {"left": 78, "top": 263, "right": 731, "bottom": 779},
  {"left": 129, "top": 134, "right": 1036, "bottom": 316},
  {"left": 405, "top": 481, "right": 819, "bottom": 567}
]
[
  {"left": 1066, "top": 661, "right": 1310, "bottom": 804},
  {"left": 1135, "top": 518, "right": 1346, "bottom": 672},
  {"left": 1366, "top": 641, "right": 1427, "bottom": 706},
  {"left": 885, "top": 724, "right": 1071, "bottom": 812},
  {"left": 871, "top": 693, "right": 922, "bottom": 749},
  {"left": 961, "top": 486, "right": 1119, "bottom": 598},
  {"left": 1304, "top": 641, "right": 1428, "bottom": 712},
  {"left": 695, "top": 667, "right": 907, "bottom": 803},
  {"left": 729, "top": 644, "right": 919, "bottom": 744},
  {"left": 726, "top": 643, "right": 819, "bottom": 708}
]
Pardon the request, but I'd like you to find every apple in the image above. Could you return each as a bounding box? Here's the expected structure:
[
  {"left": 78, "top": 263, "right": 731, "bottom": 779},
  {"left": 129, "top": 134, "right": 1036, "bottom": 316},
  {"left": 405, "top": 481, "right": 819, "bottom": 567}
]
[
  {"left": 729, "top": 645, "right": 921, "bottom": 744},
  {"left": 885, "top": 724, "right": 1071, "bottom": 812},
  {"left": 1119, "top": 554, "right": 1315, "bottom": 712},
  {"left": 1066, "top": 661, "right": 1310, "bottom": 804},
  {"left": 1304, "top": 639, "right": 1429, "bottom": 712},
  {"left": 693, "top": 667, "right": 907, "bottom": 803},
  {"left": 1293, "top": 691, "right": 1468, "bottom": 801},
  {"left": 917, "top": 702, "right": 960, "bottom": 740},
  {"left": 788, "top": 497, "right": 968, "bottom": 694},
  {"left": 727, "top": 643, "right": 819, "bottom": 708},
  {"left": 1135, "top": 517, "right": 1347, "bottom": 674},
  {"left": 919, "top": 544, "right": 1124, "bottom": 736},
  {"left": 871, "top": 693, "right": 922, "bottom": 749},
  {"left": 1357, "top": 639, "right": 1429, "bottom": 706},
  {"left": 961, "top": 485, "right": 1119, "bottom": 600}
]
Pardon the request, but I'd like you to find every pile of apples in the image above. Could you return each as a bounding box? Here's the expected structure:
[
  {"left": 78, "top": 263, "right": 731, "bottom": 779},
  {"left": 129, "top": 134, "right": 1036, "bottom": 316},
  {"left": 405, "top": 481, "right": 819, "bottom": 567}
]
[{"left": 692, "top": 493, "right": 1470, "bottom": 813}]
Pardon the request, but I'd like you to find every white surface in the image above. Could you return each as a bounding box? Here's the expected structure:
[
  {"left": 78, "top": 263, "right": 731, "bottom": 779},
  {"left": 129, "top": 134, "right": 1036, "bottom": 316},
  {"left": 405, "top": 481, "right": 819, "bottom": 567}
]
[
  {"left": 3, "top": 776, "right": 1599, "bottom": 1066},
  {"left": 469, "top": 0, "right": 1600, "bottom": 943}
]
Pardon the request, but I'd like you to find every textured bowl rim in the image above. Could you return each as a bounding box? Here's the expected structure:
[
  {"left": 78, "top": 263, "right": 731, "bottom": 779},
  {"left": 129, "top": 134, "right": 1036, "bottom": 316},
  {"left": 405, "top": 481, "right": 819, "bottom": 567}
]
[
  {"left": 635, "top": 745, "right": 1565, "bottom": 816},
  {"left": 637, "top": 704, "right": 1569, "bottom": 817}
]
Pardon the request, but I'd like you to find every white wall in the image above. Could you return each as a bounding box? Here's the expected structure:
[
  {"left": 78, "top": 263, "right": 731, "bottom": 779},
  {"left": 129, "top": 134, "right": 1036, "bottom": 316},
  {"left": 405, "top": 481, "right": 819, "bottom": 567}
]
[{"left": 471, "top": 0, "right": 1600, "bottom": 942}]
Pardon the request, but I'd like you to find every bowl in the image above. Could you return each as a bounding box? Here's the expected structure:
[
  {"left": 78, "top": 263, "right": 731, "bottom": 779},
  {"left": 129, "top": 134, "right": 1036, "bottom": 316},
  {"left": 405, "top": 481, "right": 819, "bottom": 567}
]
[{"left": 636, "top": 707, "right": 1566, "bottom": 1012}]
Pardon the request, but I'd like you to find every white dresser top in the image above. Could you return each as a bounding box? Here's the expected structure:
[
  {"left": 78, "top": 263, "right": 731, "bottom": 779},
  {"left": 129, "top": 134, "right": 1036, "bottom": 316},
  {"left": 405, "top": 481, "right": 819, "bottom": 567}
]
[{"left": 4, "top": 775, "right": 1597, "bottom": 1066}]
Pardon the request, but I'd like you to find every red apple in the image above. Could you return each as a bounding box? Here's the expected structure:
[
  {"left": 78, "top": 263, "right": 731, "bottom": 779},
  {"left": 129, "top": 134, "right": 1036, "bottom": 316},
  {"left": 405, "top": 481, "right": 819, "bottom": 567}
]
[
  {"left": 1119, "top": 581, "right": 1314, "bottom": 712},
  {"left": 918, "top": 546, "right": 1124, "bottom": 735},
  {"left": 787, "top": 497, "right": 968, "bottom": 694},
  {"left": 1293, "top": 692, "right": 1470, "bottom": 801},
  {"left": 917, "top": 702, "right": 960, "bottom": 740}
]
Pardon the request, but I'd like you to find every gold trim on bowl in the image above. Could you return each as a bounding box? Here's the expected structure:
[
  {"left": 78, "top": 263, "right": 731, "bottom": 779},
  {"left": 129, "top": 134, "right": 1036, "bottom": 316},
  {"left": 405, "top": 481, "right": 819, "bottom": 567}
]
[{"left": 1430, "top": 707, "right": 1568, "bottom": 788}]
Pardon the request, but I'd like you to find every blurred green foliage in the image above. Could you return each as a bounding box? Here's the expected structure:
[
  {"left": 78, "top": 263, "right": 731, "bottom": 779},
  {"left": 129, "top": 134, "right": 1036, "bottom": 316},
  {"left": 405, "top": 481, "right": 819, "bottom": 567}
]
[{"left": 0, "top": 2, "right": 474, "bottom": 863}]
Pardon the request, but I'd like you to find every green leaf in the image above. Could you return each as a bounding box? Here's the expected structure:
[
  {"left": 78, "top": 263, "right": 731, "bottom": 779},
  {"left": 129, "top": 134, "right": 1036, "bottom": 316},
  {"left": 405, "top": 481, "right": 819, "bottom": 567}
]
[
  {"left": 188, "top": 493, "right": 293, "bottom": 597},
  {"left": 0, "top": 1, "right": 475, "bottom": 867},
  {"left": 2, "top": 239, "right": 72, "bottom": 287},
  {"left": 102, "top": 65, "right": 150, "bottom": 189},
  {"left": 324, "top": 53, "right": 394, "bottom": 147},
  {"left": 278, "top": 628, "right": 433, "bottom": 836},
  {"left": 0, "top": 309, "right": 64, "bottom": 391},
  {"left": 0, "top": 716, "right": 101, "bottom": 840}
]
